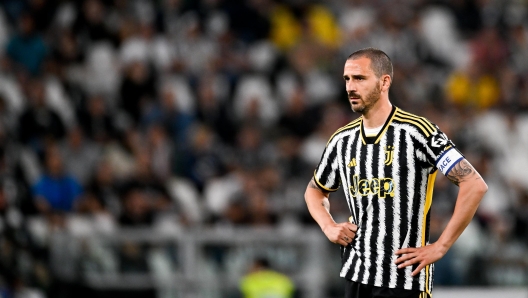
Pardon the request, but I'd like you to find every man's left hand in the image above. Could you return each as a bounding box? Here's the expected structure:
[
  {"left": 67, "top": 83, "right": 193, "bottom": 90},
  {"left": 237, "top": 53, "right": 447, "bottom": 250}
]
[{"left": 394, "top": 243, "right": 447, "bottom": 276}]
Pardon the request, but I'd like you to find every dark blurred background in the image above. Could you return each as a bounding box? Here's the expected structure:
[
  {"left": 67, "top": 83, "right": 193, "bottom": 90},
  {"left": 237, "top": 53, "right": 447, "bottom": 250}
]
[{"left": 0, "top": 0, "right": 527, "bottom": 297}]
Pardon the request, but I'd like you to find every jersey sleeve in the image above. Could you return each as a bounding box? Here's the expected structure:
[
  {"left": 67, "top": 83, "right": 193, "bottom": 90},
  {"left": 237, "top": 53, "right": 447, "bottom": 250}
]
[
  {"left": 422, "top": 125, "right": 464, "bottom": 176},
  {"left": 313, "top": 139, "right": 341, "bottom": 192}
]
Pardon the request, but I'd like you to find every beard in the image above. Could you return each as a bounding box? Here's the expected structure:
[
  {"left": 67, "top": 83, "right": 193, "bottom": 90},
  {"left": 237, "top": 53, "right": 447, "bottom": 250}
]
[{"left": 348, "top": 84, "right": 381, "bottom": 115}]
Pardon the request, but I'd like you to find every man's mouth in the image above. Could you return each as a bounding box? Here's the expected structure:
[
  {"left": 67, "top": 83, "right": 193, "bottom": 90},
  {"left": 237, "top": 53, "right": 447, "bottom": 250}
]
[{"left": 348, "top": 94, "right": 361, "bottom": 101}]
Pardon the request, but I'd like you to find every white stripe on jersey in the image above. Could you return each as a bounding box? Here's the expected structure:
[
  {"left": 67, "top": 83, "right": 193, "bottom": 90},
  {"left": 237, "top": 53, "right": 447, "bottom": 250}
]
[
  {"left": 416, "top": 168, "right": 429, "bottom": 290},
  {"left": 361, "top": 144, "right": 375, "bottom": 285},
  {"left": 374, "top": 134, "right": 388, "bottom": 286},
  {"left": 388, "top": 127, "right": 402, "bottom": 288},
  {"left": 351, "top": 135, "right": 364, "bottom": 282},
  {"left": 403, "top": 130, "right": 415, "bottom": 289},
  {"left": 326, "top": 157, "right": 340, "bottom": 188}
]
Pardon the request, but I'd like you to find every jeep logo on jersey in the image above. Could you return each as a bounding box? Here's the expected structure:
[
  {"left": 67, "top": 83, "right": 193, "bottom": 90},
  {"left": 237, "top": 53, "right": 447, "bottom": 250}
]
[
  {"left": 431, "top": 133, "right": 448, "bottom": 148},
  {"left": 349, "top": 175, "right": 395, "bottom": 198},
  {"left": 384, "top": 145, "right": 394, "bottom": 166}
]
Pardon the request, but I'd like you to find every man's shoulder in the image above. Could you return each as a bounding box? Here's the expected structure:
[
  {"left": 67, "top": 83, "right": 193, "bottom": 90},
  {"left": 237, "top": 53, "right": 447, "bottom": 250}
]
[
  {"left": 326, "top": 117, "right": 362, "bottom": 145},
  {"left": 392, "top": 108, "right": 438, "bottom": 138}
]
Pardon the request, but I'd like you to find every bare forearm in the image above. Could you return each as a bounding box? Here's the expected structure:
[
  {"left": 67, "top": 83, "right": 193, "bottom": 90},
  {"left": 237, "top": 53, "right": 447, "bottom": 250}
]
[
  {"left": 304, "top": 179, "right": 335, "bottom": 230},
  {"left": 438, "top": 160, "right": 488, "bottom": 251},
  {"left": 436, "top": 180, "right": 486, "bottom": 250}
]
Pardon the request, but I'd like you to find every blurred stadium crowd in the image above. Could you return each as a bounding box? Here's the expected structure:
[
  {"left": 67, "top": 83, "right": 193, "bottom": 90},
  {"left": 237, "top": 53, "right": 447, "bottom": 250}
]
[{"left": 0, "top": 0, "right": 528, "bottom": 297}]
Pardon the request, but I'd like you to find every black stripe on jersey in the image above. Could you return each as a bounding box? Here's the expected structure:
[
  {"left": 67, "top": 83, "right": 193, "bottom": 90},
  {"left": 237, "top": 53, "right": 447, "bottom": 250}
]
[
  {"left": 362, "top": 143, "right": 381, "bottom": 284},
  {"left": 410, "top": 170, "right": 428, "bottom": 290},
  {"left": 397, "top": 110, "right": 437, "bottom": 134},
  {"left": 381, "top": 127, "right": 396, "bottom": 286},
  {"left": 343, "top": 134, "right": 356, "bottom": 222},
  {"left": 395, "top": 128, "right": 411, "bottom": 289}
]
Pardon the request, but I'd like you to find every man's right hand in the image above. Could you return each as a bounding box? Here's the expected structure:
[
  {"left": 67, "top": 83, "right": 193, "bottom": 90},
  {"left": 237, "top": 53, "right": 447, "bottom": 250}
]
[{"left": 322, "top": 222, "right": 357, "bottom": 246}]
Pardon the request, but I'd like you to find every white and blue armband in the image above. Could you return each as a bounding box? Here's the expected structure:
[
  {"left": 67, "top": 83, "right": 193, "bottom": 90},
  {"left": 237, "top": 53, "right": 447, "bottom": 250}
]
[{"left": 435, "top": 148, "right": 464, "bottom": 175}]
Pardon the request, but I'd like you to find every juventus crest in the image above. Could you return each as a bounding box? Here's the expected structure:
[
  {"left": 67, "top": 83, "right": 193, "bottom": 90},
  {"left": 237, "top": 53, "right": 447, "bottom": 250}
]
[{"left": 384, "top": 145, "right": 394, "bottom": 166}]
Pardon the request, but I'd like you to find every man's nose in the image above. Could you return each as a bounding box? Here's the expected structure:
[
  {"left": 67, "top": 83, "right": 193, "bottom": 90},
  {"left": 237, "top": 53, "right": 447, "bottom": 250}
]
[{"left": 346, "top": 80, "right": 356, "bottom": 92}]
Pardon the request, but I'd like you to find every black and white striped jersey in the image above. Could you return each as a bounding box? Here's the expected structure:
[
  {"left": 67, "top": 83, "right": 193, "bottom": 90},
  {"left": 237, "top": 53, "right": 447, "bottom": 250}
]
[{"left": 313, "top": 106, "right": 463, "bottom": 295}]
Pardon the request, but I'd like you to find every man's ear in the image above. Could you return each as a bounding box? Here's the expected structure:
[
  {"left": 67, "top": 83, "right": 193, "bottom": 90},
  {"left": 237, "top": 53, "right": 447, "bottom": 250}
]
[{"left": 381, "top": 75, "right": 391, "bottom": 91}]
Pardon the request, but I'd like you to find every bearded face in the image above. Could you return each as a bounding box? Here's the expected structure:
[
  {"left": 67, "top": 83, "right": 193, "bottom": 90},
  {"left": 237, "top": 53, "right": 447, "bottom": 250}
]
[{"left": 343, "top": 57, "right": 383, "bottom": 115}]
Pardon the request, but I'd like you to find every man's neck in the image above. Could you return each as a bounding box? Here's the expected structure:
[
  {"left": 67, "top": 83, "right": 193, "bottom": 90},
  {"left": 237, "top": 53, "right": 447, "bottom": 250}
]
[{"left": 362, "top": 100, "right": 393, "bottom": 129}]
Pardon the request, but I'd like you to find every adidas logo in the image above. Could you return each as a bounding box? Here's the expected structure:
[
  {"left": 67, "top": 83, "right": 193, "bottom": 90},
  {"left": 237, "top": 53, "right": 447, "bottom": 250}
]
[{"left": 347, "top": 158, "right": 357, "bottom": 167}]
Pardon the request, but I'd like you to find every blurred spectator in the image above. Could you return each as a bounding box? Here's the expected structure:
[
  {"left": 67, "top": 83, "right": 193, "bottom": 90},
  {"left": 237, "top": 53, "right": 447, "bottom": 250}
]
[
  {"left": 27, "top": 0, "right": 58, "bottom": 33},
  {"left": 50, "top": 29, "right": 85, "bottom": 68},
  {"left": 447, "top": 0, "right": 482, "bottom": 37},
  {"left": 470, "top": 27, "right": 508, "bottom": 75},
  {"left": 59, "top": 126, "right": 101, "bottom": 186},
  {"left": 0, "top": 95, "right": 17, "bottom": 136},
  {"left": 445, "top": 61, "right": 500, "bottom": 110},
  {"left": 103, "top": 128, "right": 140, "bottom": 180},
  {"left": 278, "top": 87, "right": 320, "bottom": 138},
  {"left": 118, "top": 241, "right": 149, "bottom": 273},
  {"left": 17, "top": 78, "right": 66, "bottom": 153},
  {"left": 233, "top": 124, "right": 276, "bottom": 171},
  {"left": 512, "top": 189, "right": 528, "bottom": 247},
  {"left": 118, "top": 187, "right": 153, "bottom": 227},
  {"left": 223, "top": 172, "right": 278, "bottom": 227},
  {"left": 233, "top": 74, "right": 278, "bottom": 127},
  {"left": 141, "top": 86, "right": 194, "bottom": 145},
  {"left": 32, "top": 145, "right": 83, "bottom": 213},
  {"left": 77, "top": 94, "right": 117, "bottom": 144},
  {"left": 85, "top": 160, "right": 120, "bottom": 217},
  {"left": 72, "top": 0, "right": 116, "bottom": 47},
  {"left": 224, "top": 0, "right": 271, "bottom": 44},
  {"left": 5, "top": 13, "right": 47, "bottom": 75},
  {"left": 195, "top": 76, "right": 236, "bottom": 144},
  {"left": 507, "top": 24, "right": 528, "bottom": 75},
  {"left": 174, "top": 124, "right": 229, "bottom": 192},
  {"left": 118, "top": 148, "right": 177, "bottom": 226},
  {"left": 146, "top": 124, "right": 173, "bottom": 182},
  {"left": 239, "top": 257, "right": 295, "bottom": 298},
  {"left": 119, "top": 20, "right": 173, "bottom": 72},
  {"left": 119, "top": 60, "right": 156, "bottom": 124}
]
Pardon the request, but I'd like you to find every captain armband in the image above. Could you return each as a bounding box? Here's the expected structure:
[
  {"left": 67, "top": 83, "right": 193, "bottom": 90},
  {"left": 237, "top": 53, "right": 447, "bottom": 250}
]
[{"left": 435, "top": 148, "right": 464, "bottom": 175}]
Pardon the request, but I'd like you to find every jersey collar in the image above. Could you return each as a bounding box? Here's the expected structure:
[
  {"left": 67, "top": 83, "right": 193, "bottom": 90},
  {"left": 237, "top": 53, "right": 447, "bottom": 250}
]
[{"left": 360, "top": 105, "right": 398, "bottom": 145}]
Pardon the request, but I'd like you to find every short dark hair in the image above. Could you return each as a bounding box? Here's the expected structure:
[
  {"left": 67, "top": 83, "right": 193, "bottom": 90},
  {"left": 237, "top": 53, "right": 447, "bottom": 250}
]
[{"left": 347, "top": 48, "right": 393, "bottom": 80}]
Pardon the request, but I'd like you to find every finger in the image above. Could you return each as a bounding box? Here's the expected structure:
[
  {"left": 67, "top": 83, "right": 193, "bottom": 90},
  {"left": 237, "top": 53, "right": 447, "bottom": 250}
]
[
  {"left": 345, "top": 223, "right": 358, "bottom": 232},
  {"left": 343, "top": 230, "right": 356, "bottom": 239},
  {"left": 337, "top": 239, "right": 348, "bottom": 246},
  {"left": 412, "top": 262, "right": 426, "bottom": 276},
  {"left": 395, "top": 247, "right": 416, "bottom": 255},
  {"left": 395, "top": 253, "right": 416, "bottom": 264},
  {"left": 397, "top": 258, "right": 420, "bottom": 269}
]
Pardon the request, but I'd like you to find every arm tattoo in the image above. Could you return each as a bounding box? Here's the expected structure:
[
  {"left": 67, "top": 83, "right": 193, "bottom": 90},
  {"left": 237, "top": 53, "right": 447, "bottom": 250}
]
[{"left": 446, "top": 159, "right": 474, "bottom": 186}]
